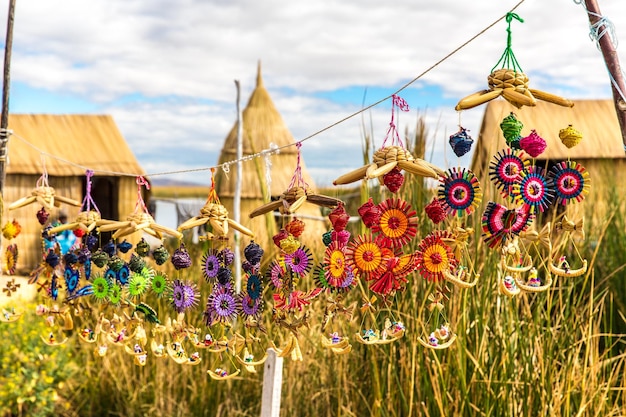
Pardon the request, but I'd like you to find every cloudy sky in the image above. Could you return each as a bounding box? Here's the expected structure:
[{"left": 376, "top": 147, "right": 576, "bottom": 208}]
[{"left": 2, "top": 0, "right": 625, "bottom": 187}]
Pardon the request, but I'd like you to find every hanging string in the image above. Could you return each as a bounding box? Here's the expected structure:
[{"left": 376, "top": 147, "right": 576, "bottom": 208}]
[
  {"left": 134, "top": 176, "right": 150, "bottom": 214},
  {"left": 80, "top": 170, "right": 100, "bottom": 214},
  {"left": 35, "top": 156, "right": 49, "bottom": 188},
  {"left": 264, "top": 143, "right": 278, "bottom": 200},
  {"left": 287, "top": 142, "right": 309, "bottom": 190},
  {"left": 7, "top": 1, "right": 526, "bottom": 182},
  {"left": 205, "top": 168, "right": 221, "bottom": 204},
  {"left": 491, "top": 12, "right": 524, "bottom": 73},
  {"left": 381, "top": 94, "right": 410, "bottom": 148}
]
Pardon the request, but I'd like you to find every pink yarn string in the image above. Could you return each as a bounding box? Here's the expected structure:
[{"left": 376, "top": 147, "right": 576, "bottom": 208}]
[
  {"left": 135, "top": 176, "right": 151, "bottom": 213},
  {"left": 381, "top": 94, "right": 410, "bottom": 148},
  {"left": 288, "top": 142, "right": 309, "bottom": 190},
  {"left": 81, "top": 170, "right": 100, "bottom": 213}
]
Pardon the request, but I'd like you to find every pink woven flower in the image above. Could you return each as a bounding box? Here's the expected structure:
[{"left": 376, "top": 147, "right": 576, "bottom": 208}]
[{"left": 520, "top": 129, "right": 547, "bottom": 158}]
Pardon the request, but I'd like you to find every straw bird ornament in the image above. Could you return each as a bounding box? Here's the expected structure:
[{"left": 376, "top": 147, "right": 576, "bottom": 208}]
[
  {"left": 333, "top": 145, "right": 442, "bottom": 186},
  {"left": 98, "top": 211, "right": 182, "bottom": 240},
  {"left": 249, "top": 185, "right": 342, "bottom": 218},
  {"left": 455, "top": 68, "right": 574, "bottom": 111},
  {"left": 48, "top": 210, "right": 106, "bottom": 235},
  {"left": 9, "top": 185, "right": 81, "bottom": 212},
  {"left": 178, "top": 200, "right": 254, "bottom": 238}
]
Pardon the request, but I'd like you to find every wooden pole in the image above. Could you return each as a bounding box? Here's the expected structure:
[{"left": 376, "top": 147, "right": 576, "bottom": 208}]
[
  {"left": 0, "top": 0, "right": 16, "bottom": 249},
  {"left": 233, "top": 80, "right": 243, "bottom": 292},
  {"left": 584, "top": 0, "right": 626, "bottom": 148},
  {"left": 260, "top": 348, "right": 283, "bottom": 417}
]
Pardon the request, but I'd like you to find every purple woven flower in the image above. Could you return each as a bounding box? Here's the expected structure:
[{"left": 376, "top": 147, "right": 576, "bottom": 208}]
[
  {"left": 202, "top": 250, "right": 220, "bottom": 282},
  {"left": 204, "top": 286, "right": 239, "bottom": 325},
  {"left": 84, "top": 234, "right": 98, "bottom": 252},
  {"left": 76, "top": 246, "right": 91, "bottom": 264},
  {"left": 218, "top": 248, "right": 234, "bottom": 267},
  {"left": 171, "top": 244, "right": 192, "bottom": 270},
  {"left": 284, "top": 246, "right": 312, "bottom": 275},
  {"left": 244, "top": 242, "right": 264, "bottom": 265},
  {"left": 239, "top": 293, "right": 262, "bottom": 320},
  {"left": 170, "top": 279, "right": 199, "bottom": 313}
]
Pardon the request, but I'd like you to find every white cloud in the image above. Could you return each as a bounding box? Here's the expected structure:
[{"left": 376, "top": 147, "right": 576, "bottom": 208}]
[{"left": 3, "top": 0, "right": 626, "bottom": 186}]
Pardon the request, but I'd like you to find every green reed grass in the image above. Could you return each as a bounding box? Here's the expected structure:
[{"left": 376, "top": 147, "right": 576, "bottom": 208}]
[{"left": 49, "top": 120, "right": 626, "bottom": 416}]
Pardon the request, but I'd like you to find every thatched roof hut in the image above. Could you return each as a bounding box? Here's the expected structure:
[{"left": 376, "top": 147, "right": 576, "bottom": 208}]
[
  {"left": 471, "top": 99, "right": 626, "bottom": 219},
  {"left": 215, "top": 64, "right": 329, "bottom": 250},
  {"left": 3, "top": 114, "right": 146, "bottom": 272}
]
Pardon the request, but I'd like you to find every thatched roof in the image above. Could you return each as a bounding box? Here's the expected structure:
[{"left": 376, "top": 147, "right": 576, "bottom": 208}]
[
  {"left": 471, "top": 99, "right": 626, "bottom": 173},
  {"left": 216, "top": 63, "right": 316, "bottom": 199},
  {"left": 5, "top": 114, "right": 145, "bottom": 176}
]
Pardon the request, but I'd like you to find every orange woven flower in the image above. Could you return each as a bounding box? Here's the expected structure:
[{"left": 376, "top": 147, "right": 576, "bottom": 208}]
[
  {"left": 346, "top": 234, "right": 383, "bottom": 279},
  {"left": 372, "top": 198, "right": 418, "bottom": 248},
  {"left": 416, "top": 232, "right": 457, "bottom": 282}
]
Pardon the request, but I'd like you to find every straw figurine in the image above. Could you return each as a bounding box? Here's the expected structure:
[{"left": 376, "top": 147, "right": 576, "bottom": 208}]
[
  {"left": 9, "top": 170, "right": 81, "bottom": 212},
  {"left": 250, "top": 142, "right": 342, "bottom": 218},
  {"left": 455, "top": 13, "right": 573, "bottom": 111},
  {"left": 98, "top": 176, "right": 182, "bottom": 240},
  {"left": 178, "top": 169, "right": 254, "bottom": 239}
]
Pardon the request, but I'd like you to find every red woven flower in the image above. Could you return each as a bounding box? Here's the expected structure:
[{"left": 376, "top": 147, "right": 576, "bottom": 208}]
[
  {"left": 358, "top": 198, "right": 382, "bottom": 228},
  {"left": 329, "top": 203, "right": 350, "bottom": 232},
  {"left": 416, "top": 231, "right": 458, "bottom": 282},
  {"left": 425, "top": 197, "right": 448, "bottom": 224},
  {"left": 383, "top": 167, "right": 404, "bottom": 193},
  {"left": 331, "top": 230, "right": 351, "bottom": 246},
  {"left": 371, "top": 198, "right": 418, "bottom": 248},
  {"left": 285, "top": 219, "right": 305, "bottom": 237}
]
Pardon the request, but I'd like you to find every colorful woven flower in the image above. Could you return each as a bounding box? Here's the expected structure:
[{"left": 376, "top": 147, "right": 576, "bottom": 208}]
[
  {"left": 202, "top": 249, "right": 220, "bottom": 282},
  {"left": 511, "top": 165, "right": 554, "bottom": 214},
  {"left": 91, "top": 276, "right": 110, "bottom": 303},
  {"left": 549, "top": 161, "right": 590, "bottom": 206},
  {"left": 438, "top": 167, "right": 482, "bottom": 217},
  {"left": 481, "top": 202, "right": 533, "bottom": 248},
  {"left": 170, "top": 279, "right": 199, "bottom": 313},
  {"left": 108, "top": 282, "right": 122, "bottom": 305},
  {"left": 239, "top": 294, "right": 263, "bottom": 320},
  {"left": 346, "top": 234, "right": 384, "bottom": 279},
  {"left": 284, "top": 246, "right": 313, "bottom": 276},
  {"left": 5, "top": 244, "right": 17, "bottom": 275},
  {"left": 116, "top": 264, "right": 130, "bottom": 286},
  {"left": 266, "top": 261, "right": 286, "bottom": 289},
  {"left": 246, "top": 274, "right": 263, "bottom": 300},
  {"left": 127, "top": 272, "right": 150, "bottom": 298},
  {"left": 416, "top": 232, "right": 458, "bottom": 282},
  {"left": 64, "top": 266, "right": 79, "bottom": 294},
  {"left": 371, "top": 198, "right": 418, "bottom": 248},
  {"left": 489, "top": 148, "right": 529, "bottom": 199},
  {"left": 204, "top": 285, "right": 239, "bottom": 325},
  {"left": 151, "top": 273, "right": 168, "bottom": 297},
  {"left": 324, "top": 242, "right": 352, "bottom": 287},
  {"left": 273, "top": 288, "right": 323, "bottom": 311}
]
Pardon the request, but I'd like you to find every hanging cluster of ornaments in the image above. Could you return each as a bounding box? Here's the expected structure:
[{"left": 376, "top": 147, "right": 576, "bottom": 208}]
[{"left": 0, "top": 10, "right": 597, "bottom": 377}]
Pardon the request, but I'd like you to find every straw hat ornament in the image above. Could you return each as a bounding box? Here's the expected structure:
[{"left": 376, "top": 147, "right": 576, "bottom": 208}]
[
  {"left": 455, "top": 13, "right": 573, "bottom": 111},
  {"left": 334, "top": 95, "right": 442, "bottom": 190}
]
